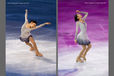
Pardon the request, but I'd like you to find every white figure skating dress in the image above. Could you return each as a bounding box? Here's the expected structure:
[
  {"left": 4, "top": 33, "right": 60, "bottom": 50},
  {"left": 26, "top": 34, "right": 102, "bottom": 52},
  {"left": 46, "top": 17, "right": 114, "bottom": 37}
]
[{"left": 75, "top": 12, "right": 90, "bottom": 45}]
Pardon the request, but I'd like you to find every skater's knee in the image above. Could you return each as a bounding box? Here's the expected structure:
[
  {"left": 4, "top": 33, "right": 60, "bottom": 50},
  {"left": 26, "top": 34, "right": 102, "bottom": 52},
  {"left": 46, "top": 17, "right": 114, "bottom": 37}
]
[
  {"left": 31, "top": 41, "right": 36, "bottom": 45},
  {"left": 83, "top": 47, "right": 86, "bottom": 50},
  {"left": 82, "top": 46, "right": 86, "bottom": 50},
  {"left": 88, "top": 44, "right": 92, "bottom": 48},
  {"left": 25, "top": 42, "right": 29, "bottom": 45}
]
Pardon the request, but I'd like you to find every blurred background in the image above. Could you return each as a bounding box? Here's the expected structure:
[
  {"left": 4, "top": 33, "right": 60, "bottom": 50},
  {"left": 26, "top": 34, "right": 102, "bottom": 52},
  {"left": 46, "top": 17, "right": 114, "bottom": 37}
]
[
  {"left": 6, "top": 0, "right": 56, "bottom": 41},
  {"left": 6, "top": 0, "right": 56, "bottom": 76},
  {"left": 58, "top": 0, "right": 108, "bottom": 52}
]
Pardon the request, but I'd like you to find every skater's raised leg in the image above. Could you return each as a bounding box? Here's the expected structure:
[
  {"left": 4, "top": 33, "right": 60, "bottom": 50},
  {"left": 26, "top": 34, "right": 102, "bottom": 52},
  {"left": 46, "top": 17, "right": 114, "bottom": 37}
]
[
  {"left": 29, "top": 36, "right": 43, "bottom": 56},
  {"left": 76, "top": 45, "right": 86, "bottom": 63},
  {"left": 25, "top": 42, "right": 34, "bottom": 51}
]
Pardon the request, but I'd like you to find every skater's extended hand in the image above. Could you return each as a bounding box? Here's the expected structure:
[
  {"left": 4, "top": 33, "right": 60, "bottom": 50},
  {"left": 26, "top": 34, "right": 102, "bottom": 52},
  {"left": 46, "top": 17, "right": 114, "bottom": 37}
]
[
  {"left": 25, "top": 9, "right": 28, "bottom": 12},
  {"left": 45, "top": 22, "right": 51, "bottom": 25},
  {"left": 74, "top": 39, "right": 77, "bottom": 43},
  {"left": 76, "top": 10, "right": 80, "bottom": 13}
]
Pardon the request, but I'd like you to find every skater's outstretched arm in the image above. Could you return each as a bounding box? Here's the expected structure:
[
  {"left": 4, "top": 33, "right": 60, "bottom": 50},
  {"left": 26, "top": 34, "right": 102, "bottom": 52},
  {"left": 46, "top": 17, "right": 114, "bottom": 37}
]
[
  {"left": 25, "top": 9, "right": 28, "bottom": 22},
  {"left": 76, "top": 10, "right": 88, "bottom": 20},
  {"left": 80, "top": 11, "right": 88, "bottom": 20},
  {"left": 31, "top": 22, "right": 51, "bottom": 30},
  {"left": 21, "top": 9, "right": 28, "bottom": 28}
]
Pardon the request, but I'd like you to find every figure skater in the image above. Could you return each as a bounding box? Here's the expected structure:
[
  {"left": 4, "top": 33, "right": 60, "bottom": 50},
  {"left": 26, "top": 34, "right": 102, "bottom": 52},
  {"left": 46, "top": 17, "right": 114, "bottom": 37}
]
[
  {"left": 74, "top": 10, "right": 92, "bottom": 63},
  {"left": 20, "top": 9, "right": 51, "bottom": 56}
]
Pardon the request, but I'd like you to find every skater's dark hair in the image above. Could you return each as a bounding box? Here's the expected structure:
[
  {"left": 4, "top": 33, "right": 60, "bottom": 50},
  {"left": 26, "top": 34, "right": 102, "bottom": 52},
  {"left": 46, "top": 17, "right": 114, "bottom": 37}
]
[
  {"left": 30, "top": 20, "right": 37, "bottom": 24},
  {"left": 74, "top": 14, "right": 79, "bottom": 22}
]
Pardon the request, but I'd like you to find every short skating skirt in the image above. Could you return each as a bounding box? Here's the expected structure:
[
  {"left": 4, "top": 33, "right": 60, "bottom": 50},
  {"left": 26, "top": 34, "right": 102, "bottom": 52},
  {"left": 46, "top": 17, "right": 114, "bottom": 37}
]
[
  {"left": 77, "top": 32, "right": 91, "bottom": 45},
  {"left": 77, "top": 38, "right": 91, "bottom": 45},
  {"left": 19, "top": 35, "right": 32, "bottom": 43}
]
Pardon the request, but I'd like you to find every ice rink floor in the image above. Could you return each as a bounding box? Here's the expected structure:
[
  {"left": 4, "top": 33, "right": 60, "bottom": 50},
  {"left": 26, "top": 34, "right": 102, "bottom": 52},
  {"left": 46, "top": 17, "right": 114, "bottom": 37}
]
[
  {"left": 6, "top": 39, "right": 56, "bottom": 76},
  {"left": 58, "top": 42, "right": 108, "bottom": 76}
]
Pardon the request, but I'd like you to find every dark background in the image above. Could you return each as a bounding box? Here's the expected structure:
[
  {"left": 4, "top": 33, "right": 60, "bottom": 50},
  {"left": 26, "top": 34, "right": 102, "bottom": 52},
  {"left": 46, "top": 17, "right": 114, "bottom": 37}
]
[{"left": 6, "top": 0, "right": 56, "bottom": 41}]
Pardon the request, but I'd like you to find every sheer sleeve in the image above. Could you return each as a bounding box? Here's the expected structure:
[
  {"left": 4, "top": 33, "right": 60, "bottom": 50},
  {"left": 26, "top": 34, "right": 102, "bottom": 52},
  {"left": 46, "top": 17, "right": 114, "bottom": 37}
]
[
  {"left": 21, "top": 10, "right": 28, "bottom": 28},
  {"left": 75, "top": 22, "right": 79, "bottom": 40},
  {"left": 30, "top": 23, "right": 46, "bottom": 30},
  {"left": 25, "top": 10, "right": 28, "bottom": 22},
  {"left": 80, "top": 11, "right": 88, "bottom": 20}
]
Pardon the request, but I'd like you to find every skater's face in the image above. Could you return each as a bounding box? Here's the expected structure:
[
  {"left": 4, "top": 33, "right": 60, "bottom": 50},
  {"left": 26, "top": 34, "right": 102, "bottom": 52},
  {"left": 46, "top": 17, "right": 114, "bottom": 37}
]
[
  {"left": 77, "top": 14, "right": 82, "bottom": 19},
  {"left": 29, "top": 22, "right": 37, "bottom": 28}
]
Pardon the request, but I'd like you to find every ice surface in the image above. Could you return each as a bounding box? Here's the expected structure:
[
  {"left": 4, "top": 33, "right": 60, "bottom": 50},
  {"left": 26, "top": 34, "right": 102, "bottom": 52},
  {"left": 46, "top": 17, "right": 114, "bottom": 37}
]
[
  {"left": 58, "top": 42, "right": 108, "bottom": 76},
  {"left": 6, "top": 39, "right": 56, "bottom": 76}
]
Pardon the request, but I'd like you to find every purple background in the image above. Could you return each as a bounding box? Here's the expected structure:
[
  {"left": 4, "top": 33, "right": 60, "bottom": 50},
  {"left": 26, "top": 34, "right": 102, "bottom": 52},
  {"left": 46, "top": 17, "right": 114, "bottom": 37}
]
[{"left": 58, "top": 0, "right": 108, "bottom": 52}]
